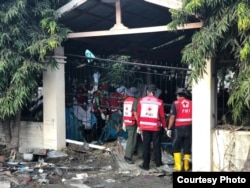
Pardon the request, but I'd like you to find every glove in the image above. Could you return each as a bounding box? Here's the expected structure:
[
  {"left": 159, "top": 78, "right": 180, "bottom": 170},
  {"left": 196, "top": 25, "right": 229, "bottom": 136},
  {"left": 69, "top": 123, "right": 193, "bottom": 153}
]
[
  {"left": 101, "top": 112, "right": 106, "bottom": 120},
  {"left": 137, "top": 127, "right": 141, "bottom": 134},
  {"left": 122, "top": 122, "right": 126, "bottom": 131},
  {"left": 165, "top": 128, "right": 172, "bottom": 138}
]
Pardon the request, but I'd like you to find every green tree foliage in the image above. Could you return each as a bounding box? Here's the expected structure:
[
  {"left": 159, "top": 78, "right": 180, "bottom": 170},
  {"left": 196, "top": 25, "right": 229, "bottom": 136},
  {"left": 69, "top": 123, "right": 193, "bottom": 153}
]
[
  {"left": 0, "top": 0, "right": 70, "bottom": 119},
  {"left": 104, "top": 55, "right": 136, "bottom": 86},
  {"left": 168, "top": 0, "right": 250, "bottom": 124}
]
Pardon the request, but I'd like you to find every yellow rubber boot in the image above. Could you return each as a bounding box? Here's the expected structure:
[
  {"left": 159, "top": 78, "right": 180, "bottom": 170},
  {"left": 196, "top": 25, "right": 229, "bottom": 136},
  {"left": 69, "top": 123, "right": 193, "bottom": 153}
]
[
  {"left": 183, "top": 154, "right": 191, "bottom": 171},
  {"left": 173, "top": 153, "right": 182, "bottom": 171}
]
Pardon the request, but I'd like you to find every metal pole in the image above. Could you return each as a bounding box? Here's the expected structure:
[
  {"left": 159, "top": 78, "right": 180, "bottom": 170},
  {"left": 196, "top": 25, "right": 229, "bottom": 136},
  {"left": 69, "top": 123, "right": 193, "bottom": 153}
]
[{"left": 66, "top": 54, "right": 191, "bottom": 71}]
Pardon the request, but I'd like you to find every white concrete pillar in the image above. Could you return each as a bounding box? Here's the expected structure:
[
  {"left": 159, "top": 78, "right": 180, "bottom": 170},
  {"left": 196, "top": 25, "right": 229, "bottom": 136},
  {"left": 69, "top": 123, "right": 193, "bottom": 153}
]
[
  {"left": 192, "top": 59, "right": 217, "bottom": 171},
  {"left": 43, "top": 47, "right": 67, "bottom": 150}
]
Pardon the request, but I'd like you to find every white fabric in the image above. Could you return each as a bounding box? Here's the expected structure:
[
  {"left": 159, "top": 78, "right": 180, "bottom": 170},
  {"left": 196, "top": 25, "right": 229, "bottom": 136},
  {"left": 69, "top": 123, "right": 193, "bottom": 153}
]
[
  {"left": 73, "top": 105, "right": 92, "bottom": 129},
  {"left": 140, "top": 103, "right": 159, "bottom": 119}
]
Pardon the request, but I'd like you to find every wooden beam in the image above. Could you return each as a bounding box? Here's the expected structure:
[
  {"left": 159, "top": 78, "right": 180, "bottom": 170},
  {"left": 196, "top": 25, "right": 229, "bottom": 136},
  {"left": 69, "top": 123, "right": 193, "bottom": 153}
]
[
  {"left": 144, "top": 0, "right": 182, "bottom": 9},
  {"left": 57, "top": 0, "right": 87, "bottom": 15},
  {"left": 67, "top": 22, "right": 202, "bottom": 38}
]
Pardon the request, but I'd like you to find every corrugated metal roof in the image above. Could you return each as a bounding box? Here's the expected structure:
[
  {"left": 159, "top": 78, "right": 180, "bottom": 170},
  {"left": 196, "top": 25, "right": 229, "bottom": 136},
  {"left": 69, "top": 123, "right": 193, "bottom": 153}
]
[{"left": 58, "top": 0, "right": 200, "bottom": 62}]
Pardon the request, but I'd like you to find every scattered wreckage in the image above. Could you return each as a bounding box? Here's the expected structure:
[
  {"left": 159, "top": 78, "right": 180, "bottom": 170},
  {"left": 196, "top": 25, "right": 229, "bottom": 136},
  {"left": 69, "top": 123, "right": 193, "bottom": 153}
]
[{"left": 0, "top": 139, "right": 173, "bottom": 187}]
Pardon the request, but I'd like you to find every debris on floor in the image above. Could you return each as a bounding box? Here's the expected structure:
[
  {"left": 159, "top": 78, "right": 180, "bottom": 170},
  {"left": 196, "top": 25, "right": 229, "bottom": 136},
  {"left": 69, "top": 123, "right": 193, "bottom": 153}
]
[{"left": 0, "top": 140, "right": 173, "bottom": 188}]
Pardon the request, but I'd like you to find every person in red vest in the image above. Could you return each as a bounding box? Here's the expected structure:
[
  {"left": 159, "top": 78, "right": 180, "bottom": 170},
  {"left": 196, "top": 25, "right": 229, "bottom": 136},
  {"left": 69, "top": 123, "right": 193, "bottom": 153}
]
[
  {"left": 75, "top": 86, "right": 88, "bottom": 105},
  {"left": 167, "top": 88, "right": 192, "bottom": 172},
  {"left": 109, "top": 86, "right": 125, "bottom": 113},
  {"left": 137, "top": 84, "right": 167, "bottom": 170},
  {"left": 92, "top": 84, "right": 110, "bottom": 139},
  {"left": 123, "top": 87, "right": 140, "bottom": 164}
]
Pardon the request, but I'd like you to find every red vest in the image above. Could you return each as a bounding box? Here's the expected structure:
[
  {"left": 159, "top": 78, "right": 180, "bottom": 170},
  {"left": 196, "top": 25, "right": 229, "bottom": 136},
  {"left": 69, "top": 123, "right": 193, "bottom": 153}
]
[
  {"left": 109, "top": 92, "right": 124, "bottom": 112},
  {"left": 174, "top": 98, "right": 192, "bottom": 126},
  {"left": 137, "top": 96, "right": 163, "bottom": 131},
  {"left": 92, "top": 91, "right": 109, "bottom": 115},
  {"left": 123, "top": 97, "right": 136, "bottom": 126}
]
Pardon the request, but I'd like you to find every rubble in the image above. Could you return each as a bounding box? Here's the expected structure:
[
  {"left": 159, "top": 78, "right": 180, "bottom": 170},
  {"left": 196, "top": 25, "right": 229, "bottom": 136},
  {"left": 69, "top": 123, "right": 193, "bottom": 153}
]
[{"left": 0, "top": 140, "right": 173, "bottom": 188}]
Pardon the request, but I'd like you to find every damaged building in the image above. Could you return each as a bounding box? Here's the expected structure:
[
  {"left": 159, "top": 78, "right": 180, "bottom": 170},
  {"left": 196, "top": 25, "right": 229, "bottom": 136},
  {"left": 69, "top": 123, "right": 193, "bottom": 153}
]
[{"left": 1, "top": 3, "right": 249, "bottom": 186}]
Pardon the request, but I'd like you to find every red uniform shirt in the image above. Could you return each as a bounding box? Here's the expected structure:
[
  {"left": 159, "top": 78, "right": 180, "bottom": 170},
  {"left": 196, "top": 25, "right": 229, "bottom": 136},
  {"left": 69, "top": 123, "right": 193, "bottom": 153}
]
[
  {"left": 92, "top": 90, "right": 110, "bottom": 115},
  {"left": 109, "top": 91, "right": 124, "bottom": 112},
  {"left": 173, "top": 98, "right": 192, "bottom": 126},
  {"left": 123, "top": 96, "right": 137, "bottom": 126},
  {"left": 137, "top": 96, "right": 166, "bottom": 131}
]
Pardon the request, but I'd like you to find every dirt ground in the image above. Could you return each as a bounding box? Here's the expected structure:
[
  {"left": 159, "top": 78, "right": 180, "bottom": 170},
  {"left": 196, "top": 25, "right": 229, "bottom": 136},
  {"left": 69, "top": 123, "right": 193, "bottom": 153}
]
[{"left": 0, "top": 140, "right": 173, "bottom": 188}]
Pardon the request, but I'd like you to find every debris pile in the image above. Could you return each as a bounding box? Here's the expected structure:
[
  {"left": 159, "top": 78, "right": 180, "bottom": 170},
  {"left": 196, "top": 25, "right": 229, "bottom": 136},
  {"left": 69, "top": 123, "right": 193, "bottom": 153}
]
[{"left": 0, "top": 140, "right": 173, "bottom": 188}]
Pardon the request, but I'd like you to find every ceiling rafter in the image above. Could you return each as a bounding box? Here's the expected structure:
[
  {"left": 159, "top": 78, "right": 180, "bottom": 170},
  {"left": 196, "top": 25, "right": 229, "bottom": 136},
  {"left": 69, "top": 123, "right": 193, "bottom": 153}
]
[
  {"left": 144, "top": 0, "right": 182, "bottom": 9},
  {"left": 59, "top": 0, "right": 200, "bottom": 39},
  {"left": 58, "top": 0, "right": 201, "bottom": 61},
  {"left": 57, "top": 0, "right": 88, "bottom": 15},
  {"left": 67, "top": 22, "right": 202, "bottom": 38}
]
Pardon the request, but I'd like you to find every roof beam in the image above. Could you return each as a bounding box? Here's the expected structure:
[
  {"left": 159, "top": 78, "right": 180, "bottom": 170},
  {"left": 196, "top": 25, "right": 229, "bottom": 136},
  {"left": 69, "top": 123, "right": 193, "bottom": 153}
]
[
  {"left": 144, "top": 0, "right": 182, "bottom": 9},
  {"left": 57, "top": 0, "right": 87, "bottom": 15},
  {"left": 67, "top": 22, "right": 202, "bottom": 38}
]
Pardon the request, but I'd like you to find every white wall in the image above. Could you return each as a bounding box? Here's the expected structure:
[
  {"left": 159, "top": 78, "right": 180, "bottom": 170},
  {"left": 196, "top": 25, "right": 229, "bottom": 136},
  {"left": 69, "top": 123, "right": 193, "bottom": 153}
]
[
  {"left": 0, "top": 121, "right": 43, "bottom": 148},
  {"left": 19, "top": 121, "right": 44, "bottom": 148},
  {"left": 213, "top": 129, "right": 250, "bottom": 171}
]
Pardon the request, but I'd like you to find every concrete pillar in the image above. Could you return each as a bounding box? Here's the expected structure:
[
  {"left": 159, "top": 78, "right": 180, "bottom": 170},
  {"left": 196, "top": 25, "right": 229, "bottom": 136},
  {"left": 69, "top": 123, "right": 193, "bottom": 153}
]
[
  {"left": 43, "top": 47, "right": 67, "bottom": 150},
  {"left": 192, "top": 59, "right": 217, "bottom": 171}
]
